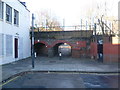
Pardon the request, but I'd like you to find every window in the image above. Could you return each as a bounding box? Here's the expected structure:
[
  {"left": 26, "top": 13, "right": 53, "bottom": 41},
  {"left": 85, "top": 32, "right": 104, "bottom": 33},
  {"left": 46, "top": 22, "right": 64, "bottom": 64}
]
[
  {"left": 6, "top": 4, "right": 12, "bottom": 23},
  {"left": 0, "top": 34, "right": 4, "bottom": 56},
  {"left": 14, "top": 9, "right": 19, "bottom": 25},
  {"left": 6, "top": 35, "right": 13, "bottom": 55},
  {"left": 0, "top": 1, "right": 4, "bottom": 19}
]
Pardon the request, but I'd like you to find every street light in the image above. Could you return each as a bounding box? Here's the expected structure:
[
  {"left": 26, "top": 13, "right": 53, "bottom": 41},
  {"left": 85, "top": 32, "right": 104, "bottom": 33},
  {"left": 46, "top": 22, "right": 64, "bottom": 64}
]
[
  {"left": 31, "top": 13, "right": 35, "bottom": 68},
  {"left": 101, "top": 15, "right": 105, "bottom": 35}
]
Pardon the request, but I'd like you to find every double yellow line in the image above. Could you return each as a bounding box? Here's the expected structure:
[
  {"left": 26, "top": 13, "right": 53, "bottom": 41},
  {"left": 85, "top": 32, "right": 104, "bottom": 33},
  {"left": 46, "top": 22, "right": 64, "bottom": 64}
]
[{"left": 0, "top": 76, "right": 20, "bottom": 87}]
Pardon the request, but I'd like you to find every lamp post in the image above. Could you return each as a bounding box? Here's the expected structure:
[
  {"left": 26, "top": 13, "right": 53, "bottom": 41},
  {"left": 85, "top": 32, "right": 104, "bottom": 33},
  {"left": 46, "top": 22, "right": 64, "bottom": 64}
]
[
  {"left": 31, "top": 13, "right": 35, "bottom": 68},
  {"left": 101, "top": 15, "right": 105, "bottom": 35}
]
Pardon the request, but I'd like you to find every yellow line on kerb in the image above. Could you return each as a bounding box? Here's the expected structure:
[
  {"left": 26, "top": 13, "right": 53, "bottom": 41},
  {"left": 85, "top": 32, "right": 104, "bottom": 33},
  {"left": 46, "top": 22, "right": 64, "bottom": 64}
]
[{"left": 0, "top": 76, "right": 20, "bottom": 87}]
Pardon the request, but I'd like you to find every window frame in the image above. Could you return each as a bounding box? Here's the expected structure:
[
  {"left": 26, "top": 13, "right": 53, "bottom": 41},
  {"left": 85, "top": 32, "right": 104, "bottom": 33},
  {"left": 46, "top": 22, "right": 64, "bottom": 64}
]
[
  {"left": 0, "top": 1, "right": 4, "bottom": 20},
  {"left": 14, "top": 9, "right": 19, "bottom": 25},
  {"left": 6, "top": 4, "right": 12, "bottom": 23}
]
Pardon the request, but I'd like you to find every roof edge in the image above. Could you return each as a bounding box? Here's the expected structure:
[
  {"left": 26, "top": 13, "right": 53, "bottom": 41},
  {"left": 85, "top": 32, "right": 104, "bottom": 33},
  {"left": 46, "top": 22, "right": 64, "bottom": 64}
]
[{"left": 18, "top": 0, "right": 30, "bottom": 12}]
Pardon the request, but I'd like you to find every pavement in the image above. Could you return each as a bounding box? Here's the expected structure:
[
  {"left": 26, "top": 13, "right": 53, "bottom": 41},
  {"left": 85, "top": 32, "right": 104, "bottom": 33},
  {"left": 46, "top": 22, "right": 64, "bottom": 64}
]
[{"left": 1, "top": 56, "right": 120, "bottom": 82}]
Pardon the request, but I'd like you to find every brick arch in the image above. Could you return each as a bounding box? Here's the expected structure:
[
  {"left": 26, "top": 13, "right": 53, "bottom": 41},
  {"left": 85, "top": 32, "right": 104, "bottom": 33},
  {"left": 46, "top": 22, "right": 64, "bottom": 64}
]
[
  {"left": 34, "top": 41, "right": 49, "bottom": 47},
  {"left": 50, "top": 40, "right": 74, "bottom": 48},
  {"left": 34, "top": 41, "right": 49, "bottom": 56}
]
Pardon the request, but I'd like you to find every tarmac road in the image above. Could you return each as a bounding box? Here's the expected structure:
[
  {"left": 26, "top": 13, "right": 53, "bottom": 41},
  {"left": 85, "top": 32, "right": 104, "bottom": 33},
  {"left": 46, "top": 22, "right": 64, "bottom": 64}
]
[{"left": 1, "top": 72, "right": 119, "bottom": 89}]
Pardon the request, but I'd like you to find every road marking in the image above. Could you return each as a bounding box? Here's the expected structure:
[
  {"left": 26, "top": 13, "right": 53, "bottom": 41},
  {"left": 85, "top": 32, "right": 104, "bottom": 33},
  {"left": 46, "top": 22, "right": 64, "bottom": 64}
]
[{"left": 0, "top": 76, "right": 20, "bottom": 87}]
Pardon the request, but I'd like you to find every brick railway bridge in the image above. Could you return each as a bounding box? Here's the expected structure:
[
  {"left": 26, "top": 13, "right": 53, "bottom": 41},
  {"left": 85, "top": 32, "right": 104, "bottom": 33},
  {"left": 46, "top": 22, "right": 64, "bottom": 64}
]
[
  {"left": 33, "top": 30, "right": 93, "bottom": 58},
  {"left": 32, "top": 30, "right": 119, "bottom": 63}
]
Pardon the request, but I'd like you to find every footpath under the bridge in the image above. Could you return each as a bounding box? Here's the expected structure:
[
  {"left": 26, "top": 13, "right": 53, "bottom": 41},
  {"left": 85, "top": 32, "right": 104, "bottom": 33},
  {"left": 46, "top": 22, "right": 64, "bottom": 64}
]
[{"left": 1, "top": 56, "right": 119, "bottom": 82}]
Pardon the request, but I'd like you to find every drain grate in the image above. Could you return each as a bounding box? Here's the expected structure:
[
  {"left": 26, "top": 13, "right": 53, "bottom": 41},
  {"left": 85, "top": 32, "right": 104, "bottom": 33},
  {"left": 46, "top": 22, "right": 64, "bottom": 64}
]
[{"left": 49, "top": 61, "right": 56, "bottom": 63}]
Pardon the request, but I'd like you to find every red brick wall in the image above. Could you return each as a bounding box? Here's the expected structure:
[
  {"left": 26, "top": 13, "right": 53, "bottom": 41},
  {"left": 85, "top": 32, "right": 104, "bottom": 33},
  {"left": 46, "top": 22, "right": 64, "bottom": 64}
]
[
  {"left": 90, "top": 42, "right": 97, "bottom": 59},
  {"left": 71, "top": 41, "right": 87, "bottom": 58},
  {"left": 72, "top": 48, "right": 81, "bottom": 58},
  {"left": 75, "top": 41, "right": 86, "bottom": 48},
  {"left": 103, "top": 43, "right": 120, "bottom": 63}
]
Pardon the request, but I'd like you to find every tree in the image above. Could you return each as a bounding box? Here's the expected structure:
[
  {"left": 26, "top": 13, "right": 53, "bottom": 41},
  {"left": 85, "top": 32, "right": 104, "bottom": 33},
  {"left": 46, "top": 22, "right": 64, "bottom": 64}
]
[
  {"left": 35, "top": 10, "right": 63, "bottom": 31},
  {"left": 88, "top": 1, "right": 118, "bottom": 36}
]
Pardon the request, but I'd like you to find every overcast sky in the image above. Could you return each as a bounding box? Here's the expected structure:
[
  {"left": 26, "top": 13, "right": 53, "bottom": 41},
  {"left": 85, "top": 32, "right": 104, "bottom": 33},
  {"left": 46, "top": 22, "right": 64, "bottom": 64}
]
[{"left": 20, "top": 0, "right": 119, "bottom": 26}]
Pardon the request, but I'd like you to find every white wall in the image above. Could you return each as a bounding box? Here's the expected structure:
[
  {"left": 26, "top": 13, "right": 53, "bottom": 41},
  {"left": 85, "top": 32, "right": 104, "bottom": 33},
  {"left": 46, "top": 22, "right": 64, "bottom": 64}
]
[{"left": 0, "top": 0, "right": 31, "bottom": 65}]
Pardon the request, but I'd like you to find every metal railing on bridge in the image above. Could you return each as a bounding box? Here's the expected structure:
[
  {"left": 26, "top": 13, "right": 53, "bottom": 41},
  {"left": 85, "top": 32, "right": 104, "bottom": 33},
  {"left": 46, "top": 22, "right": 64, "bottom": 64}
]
[{"left": 32, "top": 25, "right": 95, "bottom": 32}]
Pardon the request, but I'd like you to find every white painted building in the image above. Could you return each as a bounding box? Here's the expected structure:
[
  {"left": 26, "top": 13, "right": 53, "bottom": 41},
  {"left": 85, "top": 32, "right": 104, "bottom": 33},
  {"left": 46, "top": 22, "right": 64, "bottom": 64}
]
[{"left": 0, "top": 0, "right": 31, "bottom": 65}]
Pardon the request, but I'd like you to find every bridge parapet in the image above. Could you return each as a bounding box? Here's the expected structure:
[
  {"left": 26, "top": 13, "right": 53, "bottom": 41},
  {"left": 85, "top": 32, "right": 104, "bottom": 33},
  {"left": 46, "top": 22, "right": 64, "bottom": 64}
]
[{"left": 34, "top": 30, "right": 93, "bottom": 39}]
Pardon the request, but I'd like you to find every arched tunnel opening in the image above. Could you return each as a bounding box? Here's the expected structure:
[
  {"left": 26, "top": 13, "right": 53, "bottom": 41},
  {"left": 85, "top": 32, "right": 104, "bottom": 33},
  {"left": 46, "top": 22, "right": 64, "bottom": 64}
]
[
  {"left": 53, "top": 43, "right": 72, "bottom": 57},
  {"left": 34, "top": 43, "right": 48, "bottom": 56}
]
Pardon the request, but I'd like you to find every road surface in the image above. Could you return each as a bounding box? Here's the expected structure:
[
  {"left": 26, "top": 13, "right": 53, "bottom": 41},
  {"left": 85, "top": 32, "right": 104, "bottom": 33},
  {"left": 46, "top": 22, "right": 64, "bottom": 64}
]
[{"left": 1, "top": 72, "right": 119, "bottom": 89}]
